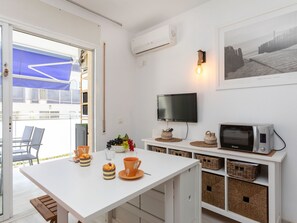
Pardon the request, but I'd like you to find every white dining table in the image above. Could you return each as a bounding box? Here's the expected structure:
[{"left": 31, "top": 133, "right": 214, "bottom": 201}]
[{"left": 20, "top": 149, "right": 201, "bottom": 223}]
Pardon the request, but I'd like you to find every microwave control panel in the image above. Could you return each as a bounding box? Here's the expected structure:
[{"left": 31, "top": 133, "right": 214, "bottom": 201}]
[{"left": 257, "top": 125, "right": 274, "bottom": 154}]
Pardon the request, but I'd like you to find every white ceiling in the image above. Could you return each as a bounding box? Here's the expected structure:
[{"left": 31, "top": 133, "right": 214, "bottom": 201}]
[{"left": 65, "top": 0, "right": 209, "bottom": 32}]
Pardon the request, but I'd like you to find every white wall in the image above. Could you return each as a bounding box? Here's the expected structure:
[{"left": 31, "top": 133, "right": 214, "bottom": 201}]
[
  {"left": 0, "top": 0, "right": 100, "bottom": 44},
  {"left": 99, "top": 21, "right": 136, "bottom": 148},
  {"left": 131, "top": 0, "right": 297, "bottom": 222}
]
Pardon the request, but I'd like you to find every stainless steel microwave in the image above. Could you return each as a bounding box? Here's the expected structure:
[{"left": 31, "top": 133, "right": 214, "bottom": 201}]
[{"left": 219, "top": 123, "right": 274, "bottom": 154}]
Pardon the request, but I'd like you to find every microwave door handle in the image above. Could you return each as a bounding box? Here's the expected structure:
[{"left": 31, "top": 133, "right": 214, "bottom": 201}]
[{"left": 253, "top": 126, "right": 258, "bottom": 152}]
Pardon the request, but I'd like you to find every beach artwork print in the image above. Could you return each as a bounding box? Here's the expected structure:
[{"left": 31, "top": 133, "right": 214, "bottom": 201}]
[{"left": 218, "top": 7, "right": 297, "bottom": 89}]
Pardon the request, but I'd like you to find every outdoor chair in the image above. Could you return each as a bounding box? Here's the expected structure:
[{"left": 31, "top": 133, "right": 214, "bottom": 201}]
[
  {"left": 12, "top": 126, "right": 34, "bottom": 154},
  {"left": 13, "top": 127, "right": 45, "bottom": 165}
]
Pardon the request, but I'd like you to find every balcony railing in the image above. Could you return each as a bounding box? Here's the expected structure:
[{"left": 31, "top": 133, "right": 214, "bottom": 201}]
[{"left": 12, "top": 113, "right": 81, "bottom": 160}]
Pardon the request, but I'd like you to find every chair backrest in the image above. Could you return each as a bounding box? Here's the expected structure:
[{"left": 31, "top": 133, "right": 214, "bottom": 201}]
[
  {"left": 30, "top": 128, "right": 45, "bottom": 151},
  {"left": 22, "top": 126, "right": 34, "bottom": 143}
]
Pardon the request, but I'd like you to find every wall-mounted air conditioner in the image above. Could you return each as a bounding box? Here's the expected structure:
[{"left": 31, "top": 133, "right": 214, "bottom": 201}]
[{"left": 131, "top": 25, "right": 176, "bottom": 56}]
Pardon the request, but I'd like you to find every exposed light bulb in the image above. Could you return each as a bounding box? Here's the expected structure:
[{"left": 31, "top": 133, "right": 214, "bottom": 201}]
[
  {"left": 195, "top": 64, "right": 202, "bottom": 75},
  {"left": 195, "top": 50, "right": 206, "bottom": 75}
]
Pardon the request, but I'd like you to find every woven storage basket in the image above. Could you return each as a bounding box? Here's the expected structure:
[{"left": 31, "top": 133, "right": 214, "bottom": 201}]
[
  {"left": 227, "top": 160, "right": 260, "bottom": 181},
  {"left": 169, "top": 149, "right": 192, "bottom": 158},
  {"left": 196, "top": 154, "right": 223, "bottom": 170},
  {"left": 151, "top": 146, "right": 166, "bottom": 153},
  {"left": 228, "top": 178, "right": 268, "bottom": 223},
  {"left": 202, "top": 172, "right": 225, "bottom": 209}
]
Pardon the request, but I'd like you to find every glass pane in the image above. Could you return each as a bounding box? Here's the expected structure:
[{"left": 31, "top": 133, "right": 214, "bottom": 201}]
[
  {"left": 0, "top": 25, "right": 4, "bottom": 215},
  {"left": 47, "top": 90, "right": 59, "bottom": 104},
  {"left": 12, "top": 87, "right": 25, "bottom": 103},
  {"left": 72, "top": 89, "right": 80, "bottom": 104},
  {"left": 31, "top": 88, "right": 39, "bottom": 103},
  {"left": 60, "top": 90, "right": 71, "bottom": 104}
]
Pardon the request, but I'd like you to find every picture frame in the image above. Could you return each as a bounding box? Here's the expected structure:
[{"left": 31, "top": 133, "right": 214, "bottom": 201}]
[{"left": 217, "top": 5, "right": 297, "bottom": 90}]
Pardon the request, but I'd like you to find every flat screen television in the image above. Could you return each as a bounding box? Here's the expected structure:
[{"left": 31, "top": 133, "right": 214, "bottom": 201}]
[{"left": 157, "top": 93, "right": 197, "bottom": 123}]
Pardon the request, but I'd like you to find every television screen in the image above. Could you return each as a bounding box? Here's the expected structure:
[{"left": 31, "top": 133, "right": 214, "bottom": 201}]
[{"left": 157, "top": 93, "right": 197, "bottom": 123}]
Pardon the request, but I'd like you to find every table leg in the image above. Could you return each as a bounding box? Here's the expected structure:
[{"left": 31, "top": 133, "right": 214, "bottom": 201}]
[
  {"left": 164, "top": 179, "right": 174, "bottom": 222},
  {"left": 106, "top": 211, "right": 112, "bottom": 223},
  {"left": 173, "top": 165, "right": 201, "bottom": 223},
  {"left": 57, "top": 203, "right": 69, "bottom": 223}
]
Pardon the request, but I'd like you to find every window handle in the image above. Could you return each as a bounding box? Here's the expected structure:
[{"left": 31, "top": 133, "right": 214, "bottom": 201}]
[{"left": 4, "top": 63, "right": 9, "bottom": 77}]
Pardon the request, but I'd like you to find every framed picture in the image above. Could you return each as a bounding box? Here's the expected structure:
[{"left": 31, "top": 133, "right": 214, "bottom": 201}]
[{"left": 217, "top": 5, "right": 297, "bottom": 90}]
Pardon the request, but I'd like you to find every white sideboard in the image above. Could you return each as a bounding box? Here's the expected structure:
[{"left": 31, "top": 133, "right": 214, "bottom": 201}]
[{"left": 143, "top": 138, "right": 287, "bottom": 223}]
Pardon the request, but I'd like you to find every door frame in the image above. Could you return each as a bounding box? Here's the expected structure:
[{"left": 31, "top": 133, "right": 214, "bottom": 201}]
[
  {"left": 1, "top": 21, "right": 13, "bottom": 221},
  {"left": 0, "top": 18, "right": 102, "bottom": 220}
]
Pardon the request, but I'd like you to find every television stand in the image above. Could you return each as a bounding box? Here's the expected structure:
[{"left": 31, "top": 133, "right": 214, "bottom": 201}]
[{"left": 143, "top": 138, "right": 286, "bottom": 223}]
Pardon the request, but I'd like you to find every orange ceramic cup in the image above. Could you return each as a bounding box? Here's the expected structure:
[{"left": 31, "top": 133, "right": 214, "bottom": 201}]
[
  {"left": 75, "top": 145, "right": 90, "bottom": 158},
  {"left": 123, "top": 157, "right": 142, "bottom": 177}
]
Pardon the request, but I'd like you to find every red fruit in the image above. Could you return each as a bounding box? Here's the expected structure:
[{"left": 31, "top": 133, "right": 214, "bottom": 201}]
[{"left": 128, "top": 139, "right": 135, "bottom": 151}]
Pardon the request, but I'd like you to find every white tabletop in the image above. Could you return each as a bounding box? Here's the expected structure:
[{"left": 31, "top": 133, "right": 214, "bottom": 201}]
[{"left": 20, "top": 149, "right": 199, "bottom": 222}]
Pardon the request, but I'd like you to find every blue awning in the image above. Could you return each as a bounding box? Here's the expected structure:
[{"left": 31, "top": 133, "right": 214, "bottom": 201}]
[{"left": 12, "top": 45, "right": 74, "bottom": 90}]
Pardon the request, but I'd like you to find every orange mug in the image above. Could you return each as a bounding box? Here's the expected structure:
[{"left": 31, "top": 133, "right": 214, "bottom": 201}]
[
  {"left": 123, "top": 157, "right": 142, "bottom": 177},
  {"left": 74, "top": 145, "right": 90, "bottom": 158}
]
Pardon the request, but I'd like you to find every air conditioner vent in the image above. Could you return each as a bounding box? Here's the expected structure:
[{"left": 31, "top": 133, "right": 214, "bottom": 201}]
[{"left": 131, "top": 25, "right": 176, "bottom": 56}]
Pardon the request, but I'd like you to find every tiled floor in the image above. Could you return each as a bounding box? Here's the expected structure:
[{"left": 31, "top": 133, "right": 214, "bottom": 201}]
[{"left": 13, "top": 167, "right": 44, "bottom": 216}]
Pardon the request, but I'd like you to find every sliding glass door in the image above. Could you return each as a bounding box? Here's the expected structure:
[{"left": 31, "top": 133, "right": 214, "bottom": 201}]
[
  {"left": 0, "top": 22, "right": 3, "bottom": 218},
  {"left": 0, "top": 20, "right": 95, "bottom": 221},
  {"left": 0, "top": 21, "right": 13, "bottom": 221}
]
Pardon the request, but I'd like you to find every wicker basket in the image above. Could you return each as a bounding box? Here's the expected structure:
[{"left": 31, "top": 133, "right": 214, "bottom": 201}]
[
  {"left": 196, "top": 154, "right": 223, "bottom": 170},
  {"left": 202, "top": 172, "right": 225, "bottom": 209},
  {"left": 169, "top": 149, "right": 192, "bottom": 158},
  {"left": 227, "top": 160, "right": 260, "bottom": 181},
  {"left": 228, "top": 178, "right": 268, "bottom": 223},
  {"left": 151, "top": 146, "right": 166, "bottom": 153}
]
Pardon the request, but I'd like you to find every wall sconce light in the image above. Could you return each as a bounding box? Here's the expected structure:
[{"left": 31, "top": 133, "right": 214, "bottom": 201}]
[{"left": 195, "top": 50, "right": 206, "bottom": 75}]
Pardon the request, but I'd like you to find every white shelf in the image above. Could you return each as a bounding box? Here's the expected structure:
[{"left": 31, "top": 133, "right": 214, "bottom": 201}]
[
  {"left": 253, "top": 171, "right": 269, "bottom": 186},
  {"left": 143, "top": 138, "right": 286, "bottom": 223},
  {"left": 202, "top": 168, "right": 225, "bottom": 176}
]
